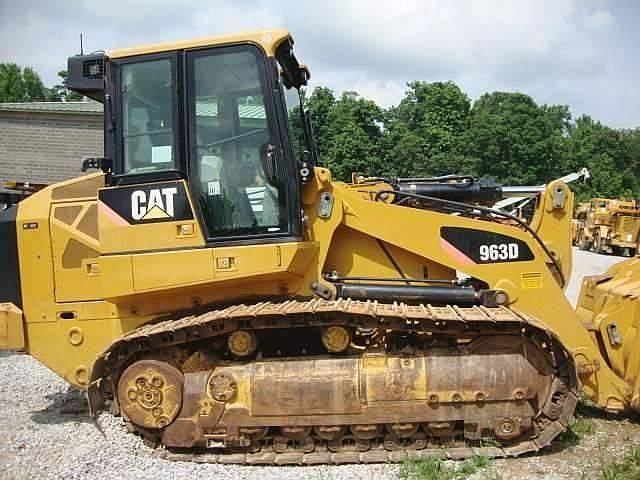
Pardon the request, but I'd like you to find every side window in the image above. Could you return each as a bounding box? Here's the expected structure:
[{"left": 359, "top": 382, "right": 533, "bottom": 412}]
[
  {"left": 190, "top": 48, "right": 288, "bottom": 238},
  {"left": 122, "top": 59, "right": 176, "bottom": 173}
]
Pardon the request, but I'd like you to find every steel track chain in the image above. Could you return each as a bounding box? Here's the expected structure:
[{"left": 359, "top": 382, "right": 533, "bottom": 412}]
[
  {"left": 88, "top": 298, "right": 579, "bottom": 464},
  {"left": 156, "top": 444, "right": 511, "bottom": 464}
]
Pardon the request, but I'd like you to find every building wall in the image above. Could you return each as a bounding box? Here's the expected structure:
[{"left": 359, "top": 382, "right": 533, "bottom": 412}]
[{"left": 0, "top": 111, "right": 103, "bottom": 185}]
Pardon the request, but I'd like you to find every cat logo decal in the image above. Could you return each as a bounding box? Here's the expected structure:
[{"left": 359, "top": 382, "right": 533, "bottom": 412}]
[
  {"left": 131, "top": 187, "right": 177, "bottom": 220},
  {"left": 98, "top": 181, "right": 193, "bottom": 225}
]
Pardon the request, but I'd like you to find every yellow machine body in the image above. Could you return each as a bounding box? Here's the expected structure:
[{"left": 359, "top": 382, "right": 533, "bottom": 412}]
[{"left": 6, "top": 170, "right": 580, "bottom": 384}]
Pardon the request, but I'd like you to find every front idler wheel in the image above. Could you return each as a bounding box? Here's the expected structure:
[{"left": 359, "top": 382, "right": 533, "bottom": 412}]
[{"left": 117, "top": 360, "right": 183, "bottom": 430}]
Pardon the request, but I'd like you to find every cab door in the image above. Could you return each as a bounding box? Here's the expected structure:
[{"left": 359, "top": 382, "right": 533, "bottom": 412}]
[{"left": 185, "top": 44, "right": 301, "bottom": 245}]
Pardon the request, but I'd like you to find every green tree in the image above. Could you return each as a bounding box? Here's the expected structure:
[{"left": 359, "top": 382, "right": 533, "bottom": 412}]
[
  {"left": 306, "top": 87, "right": 337, "bottom": 162},
  {"left": 380, "top": 81, "right": 475, "bottom": 178},
  {"left": 464, "top": 92, "right": 570, "bottom": 185},
  {"left": 620, "top": 127, "right": 640, "bottom": 193},
  {"left": 286, "top": 90, "right": 305, "bottom": 159},
  {"left": 380, "top": 121, "right": 428, "bottom": 177},
  {"left": 298, "top": 82, "right": 638, "bottom": 198},
  {"left": 566, "top": 115, "right": 635, "bottom": 199},
  {"left": 0, "top": 63, "right": 71, "bottom": 103},
  {"left": 0, "top": 63, "right": 27, "bottom": 102},
  {"left": 540, "top": 104, "right": 571, "bottom": 179},
  {"left": 299, "top": 88, "right": 384, "bottom": 180},
  {"left": 22, "top": 67, "right": 47, "bottom": 101},
  {"left": 394, "top": 81, "right": 471, "bottom": 158},
  {"left": 49, "top": 70, "right": 83, "bottom": 101},
  {"left": 325, "top": 91, "right": 385, "bottom": 180}
]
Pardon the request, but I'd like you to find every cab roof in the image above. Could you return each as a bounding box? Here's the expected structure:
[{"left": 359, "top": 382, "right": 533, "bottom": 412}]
[{"left": 108, "top": 29, "right": 292, "bottom": 59}]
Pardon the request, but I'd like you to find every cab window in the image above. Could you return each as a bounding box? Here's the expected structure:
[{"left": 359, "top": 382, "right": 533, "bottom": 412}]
[{"left": 121, "top": 58, "right": 176, "bottom": 173}]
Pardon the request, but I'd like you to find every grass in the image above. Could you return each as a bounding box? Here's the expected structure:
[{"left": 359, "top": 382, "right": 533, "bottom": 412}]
[
  {"left": 600, "top": 446, "right": 640, "bottom": 480},
  {"left": 556, "top": 427, "right": 581, "bottom": 448},
  {"left": 547, "top": 396, "right": 640, "bottom": 480},
  {"left": 398, "top": 445, "right": 640, "bottom": 480},
  {"left": 313, "top": 466, "right": 336, "bottom": 480},
  {"left": 479, "top": 437, "right": 502, "bottom": 448},
  {"left": 572, "top": 416, "right": 596, "bottom": 436},
  {"left": 556, "top": 413, "right": 596, "bottom": 448},
  {"left": 399, "top": 454, "right": 498, "bottom": 480}
]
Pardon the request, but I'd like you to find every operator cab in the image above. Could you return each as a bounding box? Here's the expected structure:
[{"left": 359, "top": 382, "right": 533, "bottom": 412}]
[{"left": 68, "top": 30, "right": 313, "bottom": 243}]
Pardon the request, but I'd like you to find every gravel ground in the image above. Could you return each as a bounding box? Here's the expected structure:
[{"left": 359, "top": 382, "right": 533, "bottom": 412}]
[{"left": 1, "top": 248, "right": 637, "bottom": 480}]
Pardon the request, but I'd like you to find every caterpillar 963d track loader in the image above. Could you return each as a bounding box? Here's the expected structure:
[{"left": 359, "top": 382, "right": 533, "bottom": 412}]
[{"left": 1, "top": 30, "right": 639, "bottom": 464}]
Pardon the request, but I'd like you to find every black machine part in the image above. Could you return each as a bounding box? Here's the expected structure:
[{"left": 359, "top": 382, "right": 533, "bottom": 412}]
[
  {"left": 334, "top": 283, "right": 508, "bottom": 308},
  {"left": 67, "top": 53, "right": 106, "bottom": 102},
  {"left": 393, "top": 177, "right": 502, "bottom": 204},
  {"left": 0, "top": 205, "right": 22, "bottom": 309}
]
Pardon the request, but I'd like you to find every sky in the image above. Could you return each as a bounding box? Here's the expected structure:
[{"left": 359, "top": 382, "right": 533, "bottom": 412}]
[{"left": 0, "top": 0, "right": 638, "bottom": 128}]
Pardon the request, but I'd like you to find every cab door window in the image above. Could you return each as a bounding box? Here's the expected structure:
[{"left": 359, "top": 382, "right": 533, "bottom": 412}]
[{"left": 188, "top": 47, "right": 288, "bottom": 239}]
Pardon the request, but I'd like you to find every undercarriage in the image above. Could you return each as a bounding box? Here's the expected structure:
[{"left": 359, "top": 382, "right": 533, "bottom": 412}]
[{"left": 90, "top": 299, "right": 578, "bottom": 464}]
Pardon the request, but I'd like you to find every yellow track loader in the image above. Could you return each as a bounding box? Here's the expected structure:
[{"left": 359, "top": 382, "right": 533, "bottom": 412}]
[
  {"left": 0, "top": 29, "right": 638, "bottom": 464},
  {"left": 576, "top": 198, "right": 640, "bottom": 255}
]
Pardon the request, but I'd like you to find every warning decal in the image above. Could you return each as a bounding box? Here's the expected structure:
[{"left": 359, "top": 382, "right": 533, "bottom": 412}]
[{"left": 521, "top": 272, "right": 543, "bottom": 289}]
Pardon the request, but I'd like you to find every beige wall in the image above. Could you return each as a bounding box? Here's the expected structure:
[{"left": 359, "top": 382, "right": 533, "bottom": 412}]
[{"left": 0, "top": 111, "right": 103, "bottom": 185}]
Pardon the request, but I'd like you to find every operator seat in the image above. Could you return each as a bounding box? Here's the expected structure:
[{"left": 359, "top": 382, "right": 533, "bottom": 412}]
[{"left": 199, "top": 154, "right": 257, "bottom": 232}]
